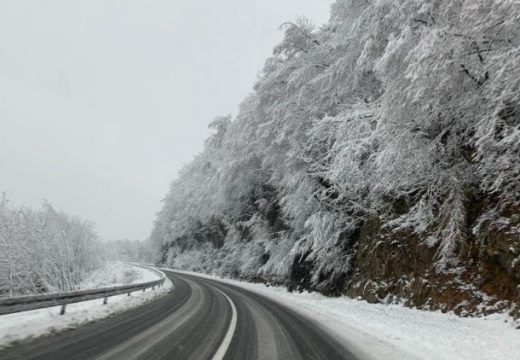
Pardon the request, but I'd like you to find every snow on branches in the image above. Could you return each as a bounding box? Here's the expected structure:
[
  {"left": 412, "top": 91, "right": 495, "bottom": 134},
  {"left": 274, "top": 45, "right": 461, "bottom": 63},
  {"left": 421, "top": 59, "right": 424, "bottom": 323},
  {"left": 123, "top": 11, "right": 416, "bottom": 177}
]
[
  {"left": 0, "top": 195, "right": 104, "bottom": 297},
  {"left": 151, "top": 0, "right": 520, "bottom": 298}
]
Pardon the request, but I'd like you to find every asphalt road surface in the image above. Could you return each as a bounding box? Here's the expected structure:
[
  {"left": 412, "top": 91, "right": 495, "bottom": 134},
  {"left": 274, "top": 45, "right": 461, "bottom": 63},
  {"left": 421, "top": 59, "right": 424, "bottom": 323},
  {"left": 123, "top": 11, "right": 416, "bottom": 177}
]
[{"left": 0, "top": 271, "right": 359, "bottom": 360}]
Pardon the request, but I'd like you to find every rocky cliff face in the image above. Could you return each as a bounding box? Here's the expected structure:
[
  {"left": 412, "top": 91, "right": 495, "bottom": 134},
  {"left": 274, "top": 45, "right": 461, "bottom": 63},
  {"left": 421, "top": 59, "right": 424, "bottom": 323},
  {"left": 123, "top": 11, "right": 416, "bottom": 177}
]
[
  {"left": 150, "top": 0, "right": 520, "bottom": 317},
  {"left": 344, "top": 200, "right": 520, "bottom": 317}
]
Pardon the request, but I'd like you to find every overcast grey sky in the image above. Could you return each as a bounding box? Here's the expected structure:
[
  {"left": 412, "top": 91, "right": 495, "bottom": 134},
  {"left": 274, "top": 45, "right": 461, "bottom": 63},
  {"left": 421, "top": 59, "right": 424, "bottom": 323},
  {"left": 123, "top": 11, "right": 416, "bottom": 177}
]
[{"left": 0, "top": 0, "right": 333, "bottom": 241}]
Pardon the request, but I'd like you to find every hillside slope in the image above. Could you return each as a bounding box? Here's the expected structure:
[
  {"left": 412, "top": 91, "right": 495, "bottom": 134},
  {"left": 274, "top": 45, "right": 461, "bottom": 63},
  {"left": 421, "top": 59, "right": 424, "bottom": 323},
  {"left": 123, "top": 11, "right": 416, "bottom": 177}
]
[{"left": 150, "top": 0, "right": 520, "bottom": 317}]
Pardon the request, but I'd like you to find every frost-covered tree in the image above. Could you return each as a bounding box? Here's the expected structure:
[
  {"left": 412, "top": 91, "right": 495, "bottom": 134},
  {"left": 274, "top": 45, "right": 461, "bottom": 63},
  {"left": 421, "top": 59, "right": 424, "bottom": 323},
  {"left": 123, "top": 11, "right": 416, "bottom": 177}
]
[
  {"left": 0, "top": 196, "right": 105, "bottom": 297},
  {"left": 151, "top": 0, "right": 520, "bottom": 314}
]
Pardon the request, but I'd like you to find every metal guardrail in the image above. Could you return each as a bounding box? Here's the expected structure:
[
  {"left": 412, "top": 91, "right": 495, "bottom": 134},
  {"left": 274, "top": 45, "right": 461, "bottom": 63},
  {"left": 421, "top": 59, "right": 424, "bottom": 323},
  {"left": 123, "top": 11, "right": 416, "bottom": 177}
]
[{"left": 0, "top": 263, "right": 166, "bottom": 316}]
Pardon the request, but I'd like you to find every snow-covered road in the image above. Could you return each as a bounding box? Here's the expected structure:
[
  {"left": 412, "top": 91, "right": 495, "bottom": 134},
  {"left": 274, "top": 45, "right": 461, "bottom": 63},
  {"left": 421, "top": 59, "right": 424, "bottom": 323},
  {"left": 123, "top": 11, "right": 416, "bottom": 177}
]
[
  {"left": 177, "top": 270, "right": 520, "bottom": 360},
  {"left": 1, "top": 268, "right": 518, "bottom": 360},
  {"left": 0, "top": 271, "right": 357, "bottom": 360}
]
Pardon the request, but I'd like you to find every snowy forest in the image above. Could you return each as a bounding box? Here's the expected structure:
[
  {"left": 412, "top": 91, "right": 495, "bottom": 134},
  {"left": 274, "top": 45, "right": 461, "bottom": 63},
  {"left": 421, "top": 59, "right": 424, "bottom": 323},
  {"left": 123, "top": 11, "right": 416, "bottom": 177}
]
[
  {"left": 150, "top": 0, "right": 520, "bottom": 316},
  {"left": 0, "top": 195, "right": 105, "bottom": 297}
]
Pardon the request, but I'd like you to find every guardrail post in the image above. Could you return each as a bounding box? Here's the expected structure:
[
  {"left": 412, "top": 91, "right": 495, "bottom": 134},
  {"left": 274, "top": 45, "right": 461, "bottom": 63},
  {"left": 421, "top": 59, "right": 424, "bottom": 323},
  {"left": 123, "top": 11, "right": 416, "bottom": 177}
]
[
  {"left": 60, "top": 304, "right": 66, "bottom": 315},
  {"left": 103, "top": 297, "right": 108, "bottom": 305}
]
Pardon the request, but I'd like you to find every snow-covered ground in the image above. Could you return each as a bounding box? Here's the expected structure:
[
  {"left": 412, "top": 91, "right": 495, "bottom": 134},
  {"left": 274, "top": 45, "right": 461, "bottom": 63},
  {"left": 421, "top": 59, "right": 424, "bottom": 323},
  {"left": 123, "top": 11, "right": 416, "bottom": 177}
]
[
  {"left": 0, "top": 263, "right": 172, "bottom": 349},
  {"left": 172, "top": 270, "right": 520, "bottom": 360},
  {"left": 78, "top": 261, "right": 160, "bottom": 289},
  {"left": 2, "top": 264, "right": 518, "bottom": 359}
]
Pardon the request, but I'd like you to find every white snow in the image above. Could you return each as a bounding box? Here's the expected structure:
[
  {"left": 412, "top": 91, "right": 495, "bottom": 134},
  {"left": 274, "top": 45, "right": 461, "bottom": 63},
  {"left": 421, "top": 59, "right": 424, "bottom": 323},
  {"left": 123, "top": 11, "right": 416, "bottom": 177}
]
[
  {"left": 171, "top": 270, "right": 520, "bottom": 360},
  {"left": 78, "top": 262, "right": 160, "bottom": 289},
  {"left": 2, "top": 264, "right": 518, "bottom": 359},
  {"left": 0, "top": 263, "right": 172, "bottom": 349}
]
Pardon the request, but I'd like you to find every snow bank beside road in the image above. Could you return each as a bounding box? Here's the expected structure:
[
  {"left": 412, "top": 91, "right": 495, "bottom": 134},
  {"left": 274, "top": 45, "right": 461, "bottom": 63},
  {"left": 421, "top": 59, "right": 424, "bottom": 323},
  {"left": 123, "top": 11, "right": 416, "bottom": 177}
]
[
  {"left": 78, "top": 262, "right": 159, "bottom": 289},
  {"left": 256, "top": 287, "right": 520, "bottom": 360},
  {"left": 174, "top": 270, "right": 520, "bottom": 360},
  {"left": 0, "top": 263, "right": 171, "bottom": 349}
]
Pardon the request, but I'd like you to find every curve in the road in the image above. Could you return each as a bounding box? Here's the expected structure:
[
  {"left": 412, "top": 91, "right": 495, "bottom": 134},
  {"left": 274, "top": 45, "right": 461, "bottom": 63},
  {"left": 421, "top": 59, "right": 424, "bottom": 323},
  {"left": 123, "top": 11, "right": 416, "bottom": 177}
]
[
  {"left": 0, "top": 270, "right": 359, "bottom": 360},
  {"left": 210, "top": 285, "right": 237, "bottom": 360}
]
